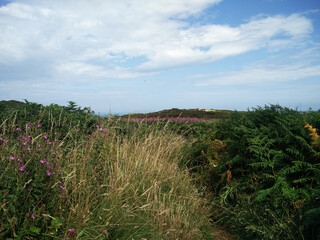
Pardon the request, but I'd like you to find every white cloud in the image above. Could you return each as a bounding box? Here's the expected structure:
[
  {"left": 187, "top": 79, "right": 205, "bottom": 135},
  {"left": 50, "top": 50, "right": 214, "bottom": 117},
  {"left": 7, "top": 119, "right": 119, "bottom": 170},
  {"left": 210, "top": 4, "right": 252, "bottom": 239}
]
[
  {"left": 0, "top": 0, "right": 315, "bottom": 81},
  {"left": 195, "top": 48, "right": 320, "bottom": 86}
]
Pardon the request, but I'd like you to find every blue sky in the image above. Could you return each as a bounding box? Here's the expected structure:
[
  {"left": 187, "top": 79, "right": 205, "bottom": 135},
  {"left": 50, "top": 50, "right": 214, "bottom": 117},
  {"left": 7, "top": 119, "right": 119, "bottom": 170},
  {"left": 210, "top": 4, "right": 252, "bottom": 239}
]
[{"left": 0, "top": 0, "right": 319, "bottom": 114}]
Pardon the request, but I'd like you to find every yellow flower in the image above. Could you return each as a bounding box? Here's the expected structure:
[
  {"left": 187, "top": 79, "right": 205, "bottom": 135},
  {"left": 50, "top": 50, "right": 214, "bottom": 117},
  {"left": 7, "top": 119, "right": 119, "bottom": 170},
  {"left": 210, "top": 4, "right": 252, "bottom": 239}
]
[{"left": 310, "top": 133, "right": 319, "bottom": 140}]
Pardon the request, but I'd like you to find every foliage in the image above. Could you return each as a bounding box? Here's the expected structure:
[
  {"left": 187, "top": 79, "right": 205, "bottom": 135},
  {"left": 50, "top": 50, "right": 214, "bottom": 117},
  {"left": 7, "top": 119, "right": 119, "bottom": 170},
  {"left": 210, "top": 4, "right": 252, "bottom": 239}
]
[
  {"left": 185, "top": 105, "right": 320, "bottom": 239},
  {"left": 0, "top": 100, "right": 98, "bottom": 139}
]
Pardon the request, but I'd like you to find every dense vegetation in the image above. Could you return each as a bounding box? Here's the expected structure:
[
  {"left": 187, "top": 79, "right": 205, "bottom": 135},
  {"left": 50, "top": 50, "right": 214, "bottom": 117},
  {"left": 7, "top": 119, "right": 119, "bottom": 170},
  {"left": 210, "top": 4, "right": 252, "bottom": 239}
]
[
  {"left": 0, "top": 100, "right": 213, "bottom": 239},
  {"left": 184, "top": 105, "right": 320, "bottom": 239},
  {"left": 1, "top": 100, "right": 319, "bottom": 239}
]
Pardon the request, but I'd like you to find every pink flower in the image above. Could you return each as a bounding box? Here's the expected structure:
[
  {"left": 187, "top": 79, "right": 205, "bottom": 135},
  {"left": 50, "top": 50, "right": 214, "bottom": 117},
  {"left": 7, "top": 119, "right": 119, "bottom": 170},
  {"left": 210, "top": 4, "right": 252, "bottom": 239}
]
[
  {"left": 31, "top": 214, "right": 35, "bottom": 220},
  {"left": 19, "top": 165, "right": 25, "bottom": 171},
  {"left": 59, "top": 185, "right": 65, "bottom": 190},
  {"left": 37, "top": 123, "right": 41, "bottom": 127},
  {"left": 16, "top": 127, "right": 21, "bottom": 132},
  {"left": 22, "top": 141, "right": 26, "bottom": 146},
  {"left": 40, "top": 159, "right": 45, "bottom": 164},
  {"left": 10, "top": 156, "right": 14, "bottom": 161},
  {"left": 17, "top": 137, "right": 20, "bottom": 140},
  {"left": 46, "top": 171, "right": 51, "bottom": 177},
  {"left": 69, "top": 228, "right": 75, "bottom": 235}
]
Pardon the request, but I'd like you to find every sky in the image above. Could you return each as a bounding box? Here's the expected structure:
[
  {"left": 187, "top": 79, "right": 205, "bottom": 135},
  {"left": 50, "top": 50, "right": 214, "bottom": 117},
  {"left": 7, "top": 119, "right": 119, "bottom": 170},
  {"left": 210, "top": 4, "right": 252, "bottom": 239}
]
[{"left": 0, "top": 0, "right": 319, "bottom": 114}]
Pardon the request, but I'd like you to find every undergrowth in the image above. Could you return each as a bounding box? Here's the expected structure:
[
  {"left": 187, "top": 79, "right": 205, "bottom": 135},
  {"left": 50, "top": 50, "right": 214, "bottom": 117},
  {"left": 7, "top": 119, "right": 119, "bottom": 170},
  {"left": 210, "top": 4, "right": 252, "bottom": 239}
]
[
  {"left": 184, "top": 105, "right": 320, "bottom": 240},
  {"left": 0, "top": 102, "right": 213, "bottom": 239}
]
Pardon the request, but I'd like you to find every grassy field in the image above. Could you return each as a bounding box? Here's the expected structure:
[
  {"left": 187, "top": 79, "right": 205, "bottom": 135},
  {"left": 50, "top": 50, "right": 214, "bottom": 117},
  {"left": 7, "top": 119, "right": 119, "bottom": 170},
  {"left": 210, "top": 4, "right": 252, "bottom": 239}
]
[{"left": 1, "top": 100, "right": 320, "bottom": 239}]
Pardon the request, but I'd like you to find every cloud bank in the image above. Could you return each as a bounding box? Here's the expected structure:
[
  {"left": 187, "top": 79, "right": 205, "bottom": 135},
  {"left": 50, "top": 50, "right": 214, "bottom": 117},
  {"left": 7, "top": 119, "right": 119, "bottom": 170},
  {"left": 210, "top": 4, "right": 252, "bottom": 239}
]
[{"left": 0, "top": 0, "right": 314, "bottom": 81}]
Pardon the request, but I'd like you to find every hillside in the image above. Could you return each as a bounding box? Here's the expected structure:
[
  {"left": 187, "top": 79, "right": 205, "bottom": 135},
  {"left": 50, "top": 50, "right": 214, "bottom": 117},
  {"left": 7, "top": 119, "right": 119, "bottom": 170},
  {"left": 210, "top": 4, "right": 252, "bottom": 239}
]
[{"left": 122, "top": 108, "right": 235, "bottom": 119}]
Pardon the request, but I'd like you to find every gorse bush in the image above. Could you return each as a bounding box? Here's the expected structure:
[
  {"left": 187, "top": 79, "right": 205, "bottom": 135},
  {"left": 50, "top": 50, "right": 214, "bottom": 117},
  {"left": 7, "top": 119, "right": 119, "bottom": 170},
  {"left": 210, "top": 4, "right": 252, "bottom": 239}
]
[
  {"left": 0, "top": 102, "right": 213, "bottom": 239},
  {"left": 186, "top": 105, "right": 320, "bottom": 239}
]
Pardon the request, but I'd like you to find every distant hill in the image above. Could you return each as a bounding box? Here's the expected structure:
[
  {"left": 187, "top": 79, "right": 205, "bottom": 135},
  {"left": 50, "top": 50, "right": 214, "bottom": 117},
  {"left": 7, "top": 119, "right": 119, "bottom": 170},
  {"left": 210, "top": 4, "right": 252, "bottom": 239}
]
[{"left": 121, "top": 108, "right": 236, "bottom": 119}]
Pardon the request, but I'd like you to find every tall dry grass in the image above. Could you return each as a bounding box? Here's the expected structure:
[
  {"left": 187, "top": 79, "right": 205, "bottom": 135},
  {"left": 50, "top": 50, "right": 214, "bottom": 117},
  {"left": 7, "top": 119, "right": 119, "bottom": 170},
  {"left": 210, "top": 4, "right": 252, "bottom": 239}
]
[{"left": 56, "top": 119, "right": 213, "bottom": 239}]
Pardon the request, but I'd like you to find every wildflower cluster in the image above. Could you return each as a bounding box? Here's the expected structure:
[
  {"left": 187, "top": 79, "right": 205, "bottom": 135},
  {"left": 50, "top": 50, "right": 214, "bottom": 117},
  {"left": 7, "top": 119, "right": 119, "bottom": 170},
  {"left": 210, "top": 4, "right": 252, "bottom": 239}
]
[{"left": 0, "top": 122, "right": 68, "bottom": 238}]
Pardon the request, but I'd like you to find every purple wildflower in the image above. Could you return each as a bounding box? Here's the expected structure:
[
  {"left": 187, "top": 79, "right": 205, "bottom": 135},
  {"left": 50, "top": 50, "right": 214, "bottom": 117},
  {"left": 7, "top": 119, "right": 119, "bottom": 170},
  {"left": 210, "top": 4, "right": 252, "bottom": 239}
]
[
  {"left": 22, "top": 141, "right": 26, "bottom": 146},
  {"left": 69, "top": 228, "right": 75, "bottom": 235},
  {"left": 31, "top": 214, "right": 35, "bottom": 220},
  {"left": 10, "top": 156, "right": 14, "bottom": 161},
  {"left": 17, "top": 127, "right": 21, "bottom": 132},
  {"left": 46, "top": 171, "right": 51, "bottom": 177},
  {"left": 59, "top": 185, "right": 65, "bottom": 190},
  {"left": 19, "top": 165, "right": 25, "bottom": 171},
  {"left": 40, "top": 159, "right": 45, "bottom": 164}
]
